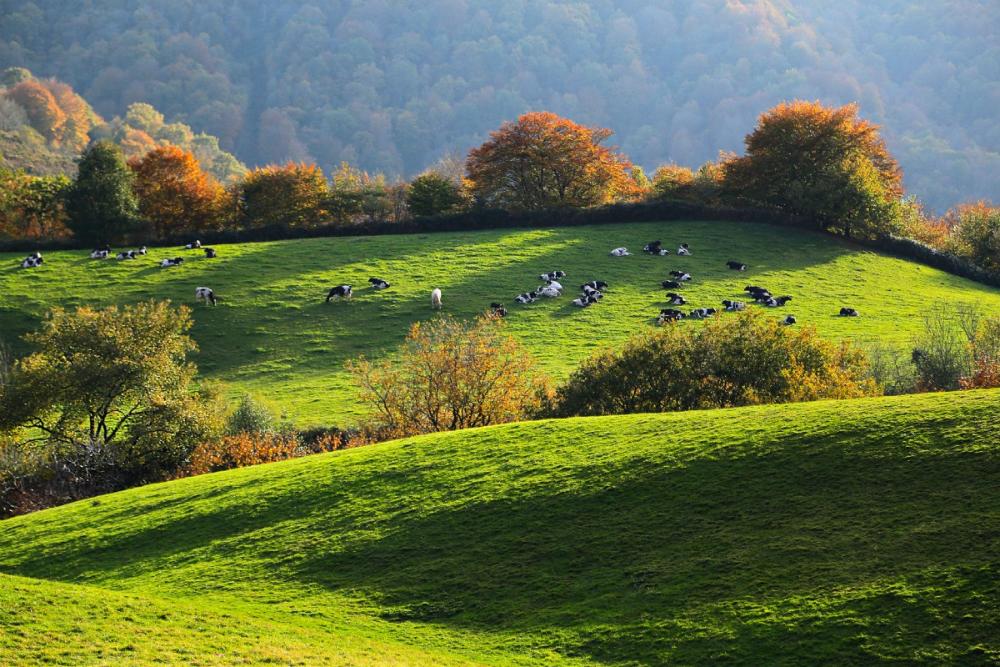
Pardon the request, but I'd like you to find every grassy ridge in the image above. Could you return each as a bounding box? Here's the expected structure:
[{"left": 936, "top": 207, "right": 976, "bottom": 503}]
[
  {"left": 1, "top": 389, "right": 998, "bottom": 664},
  {"left": 3, "top": 220, "right": 1000, "bottom": 423}
]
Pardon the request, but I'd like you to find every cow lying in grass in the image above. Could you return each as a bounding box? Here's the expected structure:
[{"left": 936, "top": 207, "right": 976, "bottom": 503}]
[{"left": 326, "top": 285, "right": 353, "bottom": 301}]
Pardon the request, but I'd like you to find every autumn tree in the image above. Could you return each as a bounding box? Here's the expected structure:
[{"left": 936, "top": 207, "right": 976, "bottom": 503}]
[
  {"left": 406, "top": 171, "right": 466, "bottom": 216},
  {"left": 238, "top": 162, "right": 329, "bottom": 229},
  {"left": 130, "top": 145, "right": 226, "bottom": 238},
  {"left": 548, "top": 311, "right": 878, "bottom": 417},
  {"left": 349, "top": 316, "right": 550, "bottom": 438},
  {"left": 0, "top": 169, "right": 71, "bottom": 239},
  {"left": 42, "top": 79, "right": 98, "bottom": 152},
  {"left": 65, "top": 141, "right": 139, "bottom": 244},
  {"left": 723, "top": 101, "right": 904, "bottom": 239},
  {"left": 466, "top": 111, "right": 638, "bottom": 211},
  {"left": 0, "top": 301, "right": 223, "bottom": 489},
  {"left": 947, "top": 202, "right": 1000, "bottom": 272},
  {"left": 4, "top": 80, "right": 66, "bottom": 144}
]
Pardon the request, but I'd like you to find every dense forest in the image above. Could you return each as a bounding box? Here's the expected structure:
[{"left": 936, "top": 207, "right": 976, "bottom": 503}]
[{"left": 0, "top": 1, "right": 997, "bottom": 211}]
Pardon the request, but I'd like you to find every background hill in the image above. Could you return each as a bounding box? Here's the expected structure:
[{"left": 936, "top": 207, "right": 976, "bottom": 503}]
[
  {"left": 1, "top": 390, "right": 997, "bottom": 664},
  {"left": 1, "top": 1, "right": 997, "bottom": 211},
  {"left": 4, "top": 220, "right": 1000, "bottom": 423}
]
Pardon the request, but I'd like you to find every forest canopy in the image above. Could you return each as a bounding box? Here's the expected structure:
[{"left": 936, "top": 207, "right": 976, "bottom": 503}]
[{"left": 0, "top": 1, "right": 996, "bottom": 212}]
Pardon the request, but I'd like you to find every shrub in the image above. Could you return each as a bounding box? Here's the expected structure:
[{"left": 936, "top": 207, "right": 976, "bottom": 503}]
[
  {"left": 948, "top": 202, "right": 1000, "bottom": 272},
  {"left": 406, "top": 172, "right": 465, "bottom": 217},
  {"left": 225, "top": 394, "right": 276, "bottom": 436},
  {"left": 349, "top": 315, "right": 551, "bottom": 437},
  {"left": 184, "top": 432, "right": 302, "bottom": 476},
  {"left": 548, "top": 311, "right": 879, "bottom": 417},
  {"left": 911, "top": 312, "right": 971, "bottom": 391}
]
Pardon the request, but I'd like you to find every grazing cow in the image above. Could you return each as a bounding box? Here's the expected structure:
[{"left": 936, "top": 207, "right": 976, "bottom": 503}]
[
  {"left": 839, "top": 307, "right": 859, "bottom": 317},
  {"left": 669, "top": 270, "right": 692, "bottom": 281},
  {"left": 489, "top": 302, "right": 508, "bottom": 318},
  {"left": 326, "top": 285, "right": 353, "bottom": 302},
  {"left": 431, "top": 288, "right": 443, "bottom": 309},
  {"left": 609, "top": 247, "right": 630, "bottom": 256},
  {"left": 514, "top": 291, "right": 538, "bottom": 304},
  {"left": 581, "top": 280, "right": 608, "bottom": 292},
  {"left": 368, "top": 277, "right": 390, "bottom": 290},
  {"left": 782, "top": 315, "right": 797, "bottom": 325},
  {"left": 676, "top": 243, "right": 691, "bottom": 256},
  {"left": 160, "top": 257, "right": 184, "bottom": 267},
  {"left": 184, "top": 240, "right": 202, "bottom": 250},
  {"left": 688, "top": 307, "right": 718, "bottom": 319},
  {"left": 727, "top": 261, "right": 748, "bottom": 271},
  {"left": 539, "top": 270, "right": 566, "bottom": 282},
  {"left": 537, "top": 284, "right": 562, "bottom": 298},
  {"left": 661, "top": 280, "right": 681, "bottom": 289},
  {"left": 194, "top": 287, "right": 218, "bottom": 306},
  {"left": 203, "top": 247, "right": 216, "bottom": 258},
  {"left": 722, "top": 300, "right": 746, "bottom": 312},
  {"left": 666, "top": 292, "right": 686, "bottom": 306},
  {"left": 90, "top": 246, "right": 111, "bottom": 259},
  {"left": 643, "top": 240, "right": 668, "bottom": 256}
]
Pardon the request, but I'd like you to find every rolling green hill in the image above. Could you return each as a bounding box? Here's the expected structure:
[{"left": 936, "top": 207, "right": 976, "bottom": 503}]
[
  {"left": 4, "top": 220, "right": 1000, "bottom": 424},
  {"left": 1, "top": 389, "right": 998, "bottom": 665}
]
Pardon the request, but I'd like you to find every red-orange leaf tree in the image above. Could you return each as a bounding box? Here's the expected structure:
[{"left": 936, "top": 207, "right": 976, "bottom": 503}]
[
  {"left": 466, "top": 111, "right": 637, "bottom": 211},
  {"left": 129, "top": 145, "right": 226, "bottom": 238}
]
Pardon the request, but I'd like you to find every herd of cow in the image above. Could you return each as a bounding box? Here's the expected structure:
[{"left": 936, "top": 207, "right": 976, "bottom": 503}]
[{"left": 15, "top": 236, "right": 861, "bottom": 326}]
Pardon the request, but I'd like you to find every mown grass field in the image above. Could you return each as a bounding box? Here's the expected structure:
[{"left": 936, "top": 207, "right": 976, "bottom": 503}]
[
  {"left": 3, "top": 220, "right": 1000, "bottom": 423},
  {"left": 0, "top": 389, "right": 997, "bottom": 665}
]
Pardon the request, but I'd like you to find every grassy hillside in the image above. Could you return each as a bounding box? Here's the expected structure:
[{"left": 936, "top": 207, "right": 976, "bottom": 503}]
[
  {"left": 1, "top": 389, "right": 998, "bottom": 665},
  {"left": 3, "top": 220, "right": 1000, "bottom": 423}
]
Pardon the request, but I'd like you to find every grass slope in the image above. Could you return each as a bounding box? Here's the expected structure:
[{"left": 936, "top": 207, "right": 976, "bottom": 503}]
[
  {"left": 3, "top": 221, "right": 1000, "bottom": 423},
  {"left": 1, "top": 389, "right": 998, "bottom": 665}
]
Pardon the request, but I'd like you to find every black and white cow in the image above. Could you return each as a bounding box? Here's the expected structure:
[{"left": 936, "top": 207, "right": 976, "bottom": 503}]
[
  {"left": 160, "top": 257, "right": 184, "bottom": 267},
  {"left": 643, "top": 240, "right": 668, "bottom": 256},
  {"left": 727, "top": 261, "right": 748, "bottom": 271},
  {"left": 666, "top": 292, "right": 686, "bottom": 306},
  {"left": 194, "top": 287, "right": 218, "bottom": 306},
  {"left": 184, "top": 240, "right": 202, "bottom": 250},
  {"left": 722, "top": 300, "right": 747, "bottom": 312},
  {"left": 688, "top": 307, "right": 717, "bottom": 319},
  {"left": 116, "top": 250, "right": 138, "bottom": 260},
  {"left": 537, "top": 284, "right": 562, "bottom": 298},
  {"left": 90, "top": 246, "right": 111, "bottom": 259},
  {"left": 544, "top": 280, "right": 563, "bottom": 292},
  {"left": 515, "top": 291, "right": 538, "bottom": 304},
  {"left": 763, "top": 295, "right": 793, "bottom": 307},
  {"left": 326, "top": 285, "right": 353, "bottom": 301},
  {"left": 609, "top": 247, "right": 630, "bottom": 257},
  {"left": 657, "top": 308, "right": 685, "bottom": 324},
  {"left": 203, "top": 247, "right": 216, "bottom": 258},
  {"left": 20, "top": 252, "right": 43, "bottom": 268},
  {"left": 839, "top": 307, "right": 860, "bottom": 317},
  {"left": 368, "top": 277, "right": 390, "bottom": 289},
  {"left": 137, "top": 246, "right": 147, "bottom": 255},
  {"left": 572, "top": 294, "right": 601, "bottom": 307},
  {"left": 661, "top": 280, "right": 681, "bottom": 290},
  {"left": 539, "top": 270, "right": 566, "bottom": 282},
  {"left": 782, "top": 315, "right": 797, "bottom": 325},
  {"left": 581, "top": 280, "right": 608, "bottom": 292},
  {"left": 676, "top": 243, "right": 691, "bottom": 256},
  {"left": 489, "top": 302, "right": 508, "bottom": 318},
  {"left": 669, "top": 270, "right": 692, "bottom": 281}
]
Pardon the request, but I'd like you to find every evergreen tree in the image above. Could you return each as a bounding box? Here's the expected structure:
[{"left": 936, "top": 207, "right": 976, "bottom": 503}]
[{"left": 65, "top": 141, "right": 139, "bottom": 244}]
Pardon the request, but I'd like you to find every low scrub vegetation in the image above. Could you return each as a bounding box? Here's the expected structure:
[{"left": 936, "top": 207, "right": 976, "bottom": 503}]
[{"left": 547, "top": 311, "right": 878, "bottom": 417}]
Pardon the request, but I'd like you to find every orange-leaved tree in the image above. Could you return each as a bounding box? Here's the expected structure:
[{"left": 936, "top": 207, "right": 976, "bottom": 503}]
[
  {"left": 238, "top": 162, "right": 329, "bottom": 229},
  {"left": 130, "top": 145, "right": 227, "bottom": 238},
  {"left": 4, "top": 80, "right": 66, "bottom": 144},
  {"left": 723, "top": 101, "right": 903, "bottom": 239},
  {"left": 349, "top": 315, "right": 550, "bottom": 438},
  {"left": 466, "top": 111, "right": 638, "bottom": 211}
]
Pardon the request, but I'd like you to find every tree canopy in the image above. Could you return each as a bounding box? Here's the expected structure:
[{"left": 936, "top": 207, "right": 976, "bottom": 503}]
[{"left": 65, "top": 141, "right": 139, "bottom": 245}]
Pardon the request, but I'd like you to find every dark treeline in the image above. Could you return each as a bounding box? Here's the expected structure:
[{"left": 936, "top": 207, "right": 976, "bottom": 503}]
[{"left": 1, "top": 1, "right": 997, "bottom": 211}]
